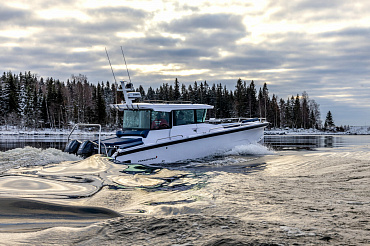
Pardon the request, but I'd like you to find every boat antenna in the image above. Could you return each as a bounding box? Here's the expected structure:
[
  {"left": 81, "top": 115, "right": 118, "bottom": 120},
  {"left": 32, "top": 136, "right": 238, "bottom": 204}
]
[
  {"left": 120, "top": 46, "right": 132, "bottom": 84},
  {"left": 105, "top": 47, "right": 118, "bottom": 84},
  {"left": 105, "top": 47, "right": 118, "bottom": 106}
]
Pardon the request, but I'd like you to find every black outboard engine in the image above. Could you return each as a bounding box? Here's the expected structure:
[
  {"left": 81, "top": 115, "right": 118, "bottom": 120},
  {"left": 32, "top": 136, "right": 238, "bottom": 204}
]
[
  {"left": 64, "top": 139, "right": 81, "bottom": 154},
  {"left": 77, "top": 140, "right": 98, "bottom": 158}
]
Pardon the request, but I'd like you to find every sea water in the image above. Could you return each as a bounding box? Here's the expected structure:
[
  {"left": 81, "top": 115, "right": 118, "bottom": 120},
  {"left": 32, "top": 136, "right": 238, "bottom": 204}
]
[{"left": 0, "top": 135, "right": 369, "bottom": 245}]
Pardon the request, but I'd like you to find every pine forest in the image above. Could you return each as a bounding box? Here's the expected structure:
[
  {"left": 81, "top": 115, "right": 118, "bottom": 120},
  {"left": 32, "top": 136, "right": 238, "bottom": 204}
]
[{"left": 0, "top": 71, "right": 323, "bottom": 130}]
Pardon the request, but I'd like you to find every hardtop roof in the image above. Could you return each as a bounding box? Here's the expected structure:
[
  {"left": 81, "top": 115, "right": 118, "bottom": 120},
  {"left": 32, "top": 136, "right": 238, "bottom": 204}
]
[{"left": 111, "top": 102, "right": 214, "bottom": 112}]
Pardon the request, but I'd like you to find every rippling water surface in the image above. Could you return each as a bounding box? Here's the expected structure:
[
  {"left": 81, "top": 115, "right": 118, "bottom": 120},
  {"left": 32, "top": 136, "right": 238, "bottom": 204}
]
[{"left": 0, "top": 135, "right": 369, "bottom": 245}]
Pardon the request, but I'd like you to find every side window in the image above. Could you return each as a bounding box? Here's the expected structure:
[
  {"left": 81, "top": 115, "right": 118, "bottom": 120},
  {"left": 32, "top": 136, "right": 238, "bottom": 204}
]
[
  {"left": 150, "top": 111, "right": 170, "bottom": 130},
  {"left": 174, "top": 110, "right": 195, "bottom": 126},
  {"left": 196, "top": 109, "right": 206, "bottom": 123}
]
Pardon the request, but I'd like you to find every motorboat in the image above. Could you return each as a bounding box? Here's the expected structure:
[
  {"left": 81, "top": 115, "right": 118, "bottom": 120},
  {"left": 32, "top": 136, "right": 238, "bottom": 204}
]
[{"left": 65, "top": 81, "right": 268, "bottom": 165}]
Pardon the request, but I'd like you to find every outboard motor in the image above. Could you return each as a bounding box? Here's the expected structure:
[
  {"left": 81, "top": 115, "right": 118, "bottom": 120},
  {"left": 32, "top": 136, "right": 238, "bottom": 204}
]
[
  {"left": 77, "top": 140, "right": 98, "bottom": 158},
  {"left": 64, "top": 139, "right": 81, "bottom": 154}
]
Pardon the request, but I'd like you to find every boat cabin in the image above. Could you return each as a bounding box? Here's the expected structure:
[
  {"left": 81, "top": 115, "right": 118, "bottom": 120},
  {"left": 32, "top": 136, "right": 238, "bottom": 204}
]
[{"left": 111, "top": 103, "right": 214, "bottom": 131}]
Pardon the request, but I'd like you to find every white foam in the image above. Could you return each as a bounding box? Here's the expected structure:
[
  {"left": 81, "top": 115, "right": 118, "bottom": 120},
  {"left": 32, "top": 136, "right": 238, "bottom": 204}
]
[
  {"left": 225, "top": 143, "right": 274, "bottom": 156},
  {"left": 207, "top": 157, "right": 246, "bottom": 166},
  {"left": 0, "top": 146, "right": 82, "bottom": 173},
  {"left": 183, "top": 144, "right": 273, "bottom": 168}
]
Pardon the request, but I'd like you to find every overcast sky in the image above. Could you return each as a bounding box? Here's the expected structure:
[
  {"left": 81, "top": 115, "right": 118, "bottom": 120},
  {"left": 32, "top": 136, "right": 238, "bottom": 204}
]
[{"left": 1, "top": 0, "right": 370, "bottom": 126}]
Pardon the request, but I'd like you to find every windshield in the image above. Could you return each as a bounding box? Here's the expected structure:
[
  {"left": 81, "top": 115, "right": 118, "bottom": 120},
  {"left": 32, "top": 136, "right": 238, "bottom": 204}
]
[{"left": 122, "top": 110, "right": 151, "bottom": 130}]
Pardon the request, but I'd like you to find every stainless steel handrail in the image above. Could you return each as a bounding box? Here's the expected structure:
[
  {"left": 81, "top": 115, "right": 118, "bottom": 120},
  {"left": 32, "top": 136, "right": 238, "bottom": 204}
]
[
  {"left": 100, "top": 142, "right": 109, "bottom": 156},
  {"left": 208, "top": 122, "right": 242, "bottom": 132},
  {"left": 208, "top": 121, "right": 261, "bottom": 133}
]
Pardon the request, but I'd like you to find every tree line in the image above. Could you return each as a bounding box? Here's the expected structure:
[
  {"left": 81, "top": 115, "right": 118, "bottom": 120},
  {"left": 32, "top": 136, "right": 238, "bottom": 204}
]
[{"left": 0, "top": 71, "right": 325, "bottom": 130}]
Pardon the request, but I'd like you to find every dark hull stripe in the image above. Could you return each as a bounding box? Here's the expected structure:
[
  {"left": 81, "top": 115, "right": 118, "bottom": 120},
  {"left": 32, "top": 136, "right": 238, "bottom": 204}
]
[{"left": 115, "top": 122, "right": 268, "bottom": 157}]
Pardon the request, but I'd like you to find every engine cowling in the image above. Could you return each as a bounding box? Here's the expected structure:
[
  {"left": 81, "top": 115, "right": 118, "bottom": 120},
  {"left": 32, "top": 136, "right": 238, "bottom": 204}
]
[
  {"left": 76, "top": 140, "right": 97, "bottom": 157},
  {"left": 64, "top": 139, "right": 81, "bottom": 154}
]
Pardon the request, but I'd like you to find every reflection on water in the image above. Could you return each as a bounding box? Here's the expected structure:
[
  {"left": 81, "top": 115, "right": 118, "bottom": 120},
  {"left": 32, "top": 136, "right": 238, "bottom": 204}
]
[
  {"left": 265, "top": 135, "right": 370, "bottom": 150},
  {"left": 0, "top": 136, "right": 68, "bottom": 151},
  {"left": 0, "top": 135, "right": 103, "bottom": 152}
]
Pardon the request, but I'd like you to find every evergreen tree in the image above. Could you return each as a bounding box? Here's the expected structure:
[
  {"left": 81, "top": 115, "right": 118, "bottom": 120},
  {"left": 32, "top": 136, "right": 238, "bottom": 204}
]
[
  {"left": 279, "top": 98, "right": 285, "bottom": 128},
  {"left": 174, "top": 78, "right": 180, "bottom": 100},
  {"left": 41, "top": 96, "right": 48, "bottom": 127},
  {"left": 56, "top": 80, "right": 65, "bottom": 128},
  {"left": 45, "top": 77, "right": 57, "bottom": 127},
  {"left": 257, "top": 88, "right": 264, "bottom": 118},
  {"left": 309, "top": 110, "right": 316, "bottom": 129},
  {"left": 215, "top": 83, "right": 223, "bottom": 117},
  {"left": 203, "top": 81, "right": 210, "bottom": 104},
  {"left": 293, "top": 94, "right": 301, "bottom": 128},
  {"left": 33, "top": 86, "right": 42, "bottom": 128},
  {"left": 22, "top": 71, "right": 38, "bottom": 128},
  {"left": 324, "top": 111, "right": 335, "bottom": 129},
  {"left": 0, "top": 73, "right": 5, "bottom": 123},
  {"left": 197, "top": 81, "right": 209, "bottom": 104},
  {"left": 147, "top": 86, "right": 155, "bottom": 100},
  {"left": 262, "top": 83, "right": 269, "bottom": 120},
  {"left": 246, "top": 80, "right": 257, "bottom": 118},
  {"left": 4, "top": 72, "right": 20, "bottom": 119},
  {"left": 181, "top": 84, "right": 189, "bottom": 101},
  {"left": 168, "top": 85, "right": 174, "bottom": 101},
  {"left": 192, "top": 81, "right": 199, "bottom": 103},
  {"left": 234, "top": 78, "right": 246, "bottom": 117},
  {"left": 137, "top": 85, "right": 146, "bottom": 99},
  {"left": 225, "top": 86, "right": 233, "bottom": 118},
  {"left": 270, "top": 94, "right": 280, "bottom": 128},
  {"left": 284, "top": 97, "right": 293, "bottom": 128},
  {"left": 188, "top": 84, "right": 194, "bottom": 102}
]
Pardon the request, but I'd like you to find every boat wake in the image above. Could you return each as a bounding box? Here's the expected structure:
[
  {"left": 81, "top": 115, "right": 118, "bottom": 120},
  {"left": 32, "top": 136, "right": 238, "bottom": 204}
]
[
  {"left": 0, "top": 146, "right": 82, "bottom": 173},
  {"left": 155, "top": 143, "right": 272, "bottom": 173},
  {"left": 224, "top": 143, "right": 274, "bottom": 156},
  {"left": 1, "top": 138, "right": 369, "bottom": 245}
]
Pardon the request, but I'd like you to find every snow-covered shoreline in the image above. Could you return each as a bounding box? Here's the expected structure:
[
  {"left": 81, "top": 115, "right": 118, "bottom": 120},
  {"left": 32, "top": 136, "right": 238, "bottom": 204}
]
[
  {"left": 1, "top": 126, "right": 369, "bottom": 136},
  {"left": 0, "top": 126, "right": 116, "bottom": 136},
  {"left": 265, "top": 126, "right": 370, "bottom": 135}
]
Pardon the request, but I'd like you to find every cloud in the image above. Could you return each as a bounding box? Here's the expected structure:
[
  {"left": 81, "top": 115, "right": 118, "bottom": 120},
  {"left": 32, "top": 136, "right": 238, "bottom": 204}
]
[
  {"left": 163, "top": 13, "right": 245, "bottom": 32},
  {"left": 0, "top": 5, "right": 29, "bottom": 23},
  {"left": 0, "top": 5, "right": 35, "bottom": 33},
  {"left": 1, "top": 0, "right": 370, "bottom": 125},
  {"left": 267, "top": 0, "right": 353, "bottom": 22}
]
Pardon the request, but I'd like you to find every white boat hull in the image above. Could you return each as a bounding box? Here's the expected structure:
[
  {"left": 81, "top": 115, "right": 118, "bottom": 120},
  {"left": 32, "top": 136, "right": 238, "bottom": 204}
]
[{"left": 113, "top": 124, "right": 266, "bottom": 165}]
